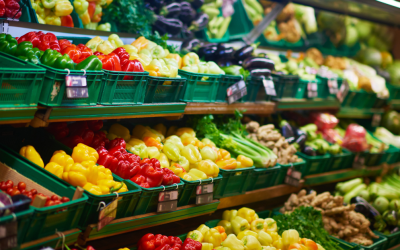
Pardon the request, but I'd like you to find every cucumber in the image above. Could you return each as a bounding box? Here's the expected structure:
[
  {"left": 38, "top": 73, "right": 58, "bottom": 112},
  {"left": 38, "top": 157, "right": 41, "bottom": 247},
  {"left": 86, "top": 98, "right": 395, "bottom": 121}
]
[
  {"left": 338, "top": 178, "right": 363, "bottom": 194},
  {"left": 376, "top": 186, "right": 399, "bottom": 200},
  {"left": 344, "top": 184, "right": 367, "bottom": 204}
]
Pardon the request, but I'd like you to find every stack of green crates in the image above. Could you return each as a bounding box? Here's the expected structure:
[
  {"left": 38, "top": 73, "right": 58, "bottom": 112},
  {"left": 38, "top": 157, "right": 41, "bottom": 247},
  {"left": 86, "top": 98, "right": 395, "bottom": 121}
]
[
  {"left": 214, "top": 167, "right": 254, "bottom": 198},
  {"left": 245, "top": 166, "right": 280, "bottom": 191},
  {"left": 144, "top": 76, "right": 186, "bottom": 103},
  {"left": 179, "top": 69, "right": 221, "bottom": 102}
]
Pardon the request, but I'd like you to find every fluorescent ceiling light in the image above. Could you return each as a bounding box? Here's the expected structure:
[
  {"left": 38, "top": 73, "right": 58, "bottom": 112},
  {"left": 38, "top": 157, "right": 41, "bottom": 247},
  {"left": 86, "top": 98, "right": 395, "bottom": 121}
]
[{"left": 376, "top": 0, "right": 400, "bottom": 8}]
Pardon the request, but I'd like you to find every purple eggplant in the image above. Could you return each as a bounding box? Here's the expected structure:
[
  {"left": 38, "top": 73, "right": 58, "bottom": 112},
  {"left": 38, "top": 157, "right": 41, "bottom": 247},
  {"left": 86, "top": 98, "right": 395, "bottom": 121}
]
[
  {"left": 188, "top": 12, "right": 209, "bottom": 31},
  {"left": 250, "top": 68, "right": 271, "bottom": 78},
  {"left": 243, "top": 57, "right": 275, "bottom": 71},
  {"left": 188, "top": 0, "right": 204, "bottom": 9},
  {"left": 153, "top": 15, "right": 183, "bottom": 36},
  {"left": 216, "top": 44, "right": 234, "bottom": 58},
  {"left": 160, "top": 2, "right": 181, "bottom": 17},
  {"left": 234, "top": 45, "right": 254, "bottom": 61},
  {"left": 181, "top": 38, "right": 201, "bottom": 52},
  {"left": 179, "top": 2, "right": 196, "bottom": 24}
]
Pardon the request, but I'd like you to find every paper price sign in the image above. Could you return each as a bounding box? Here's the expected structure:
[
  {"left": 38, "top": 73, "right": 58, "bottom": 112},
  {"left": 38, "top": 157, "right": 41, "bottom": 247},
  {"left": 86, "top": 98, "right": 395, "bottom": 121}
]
[
  {"left": 158, "top": 190, "right": 178, "bottom": 202},
  {"left": 307, "top": 82, "right": 318, "bottom": 98},
  {"left": 285, "top": 167, "right": 302, "bottom": 187},
  {"left": 328, "top": 79, "right": 338, "bottom": 94},
  {"left": 263, "top": 79, "right": 276, "bottom": 96},
  {"left": 227, "top": 80, "right": 247, "bottom": 104},
  {"left": 196, "top": 183, "right": 214, "bottom": 195},
  {"left": 353, "top": 153, "right": 366, "bottom": 169},
  {"left": 98, "top": 199, "right": 118, "bottom": 231},
  {"left": 66, "top": 75, "right": 88, "bottom": 98},
  {"left": 158, "top": 190, "right": 179, "bottom": 212},
  {"left": 196, "top": 193, "right": 213, "bottom": 205},
  {"left": 0, "top": 220, "right": 17, "bottom": 250}
]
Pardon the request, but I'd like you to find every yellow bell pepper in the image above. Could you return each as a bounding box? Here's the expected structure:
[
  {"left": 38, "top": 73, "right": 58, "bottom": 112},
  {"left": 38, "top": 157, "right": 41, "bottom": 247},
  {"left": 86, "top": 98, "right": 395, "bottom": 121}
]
[
  {"left": 217, "top": 220, "right": 233, "bottom": 235},
  {"left": 204, "top": 228, "right": 222, "bottom": 247},
  {"left": 54, "top": 0, "right": 73, "bottom": 16},
  {"left": 200, "top": 146, "right": 218, "bottom": 162},
  {"left": 83, "top": 182, "right": 102, "bottom": 195},
  {"left": 222, "top": 234, "right": 244, "bottom": 250},
  {"left": 166, "top": 126, "right": 178, "bottom": 137},
  {"left": 264, "top": 219, "right": 277, "bottom": 233},
  {"left": 261, "top": 247, "right": 276, "bottom": 250},
  {"left": 232, "top": 216, "right": 250, "bottom": 235},
  {"left": 257, "top": 231, "right": 273, "bottom": 246},
  {"left": 97, "top": 40, "right": 115, "bottom": 55},
  {"left": 19, "top": 145, "right": 44, "bottom": 168},
  {"left": 237, "top": 155, "right": 254, "bottom": 168},
  {"left": 222, "top": 210, "right": 238, "bottom": 222},
  {"left": 62, "top": 163, "right": 88, "bottom": 187},
  {"left": 242, "top": 235, "right": 262, "bottom": 250},
  {"left": 121, "top": 45, "right": 138, "bottom": 56},
  {"left": 182, "top": 52, "right": 200, "bottom": 67},
  {"left": 144, "top": 40, "right": 157, "bottom": 51},
  {"left": 131, "top": 36, "right": 148, "bottom": 52},
  {"left": 72, "top": 143, "right": 99, "bottom": 163},
  {"left": 163, "top": 142, "right": 181, "bottom": 162},
  {"left": 79, "top": 10, "right": 90, "bottom": 25},
  {"left": 41, "top": 0, "right": 56, "bottom": 9},
  {"left": 175, "top": 127, "right": 196, "bottom": 137},
  {"left": 165, "top": 135, "right": 184, "bottom": 151},
  {"left": 282, "top": 230, "right": 299, "bottom": 250},
  {"left": 166, "top": 54, "right": 182, "bottom": 69},
  {"left": 81, "top": 161, "right": 99, "bottom": 184},
  {"left": 50, "top": 150, "right": 74, "bottom": 168},
  {"left": 37, "top": 14, "right": 46, "bottom": 24},
  {"left": 272, "top": 238, "right": 283, "bottom": 250},
  {"left": 147, "top": 146, "right": 160, "bottom": 159},
  {"left": 267, "top": 232, "right": 279, "bottom": 243},
  {"left": 108, "top": 34, "right": 124, "bottom": 48},
  {"left": 109, "top": 123, "right": 130, "bottom": 142},
  {"left": 181, "top": 144, "right": 202, "bottom": 164},
  {"left": 187, "top": 230, "right": 204, "bottom": 242},
  {"left": 237, "top": 207, "right": 256, "bottom": 224},
  {"left": 202, "top": 243, "right": 213, "bottom": 250},
  {"left": 118, "top": 183, "right": 128, "bottom": 193},
  {"left": 154, "top": 123, "right": 167, "bottom": 136},
  {"left": 127, "top": 138, "right": 145, "bottom": 146},
  {"left": 86, "top": 36, "right": 103, "bottom": 52},
  {"left": 197, "top": 159, "right": 219, "bottom": 178},
  {"left": 44, "top": 162, "right": 64, "bottom": 178},
  {"left": 181, "top": 133, "right": 197, "bottom": 146},
  {"left": 188, "top": 168, "right": 207, "bottom": 180},
  {"left": 157, "top": 153, "right": 170, "bottom": 168},
  {"left": 197, "top": 224, "right": 210, "bottom": 236},
  {"left": 201, "top": 138, "right": 216, "bottom": 147},
  {"left": 217, "top": 159, "right": 237, "bottom": 170},
  {"left": 237, "top": 230, "right": 258, "bottom": 240},
  {"left": 171, "top": 156, "right": 189, "bottom": 172},
  {"left": 215, "top": 247, "right": 231, "bottom": 250},
  {"left": 97, "top": 179, "right": 115, "bottom": 194},
  {"left": 251, "top": 219, "right": 265, "bottom": 233}
]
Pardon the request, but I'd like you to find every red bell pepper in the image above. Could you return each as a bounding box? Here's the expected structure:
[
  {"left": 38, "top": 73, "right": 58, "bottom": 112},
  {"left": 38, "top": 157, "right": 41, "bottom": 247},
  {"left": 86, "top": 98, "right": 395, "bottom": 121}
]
[
  {"left": 182, "top": 238, "right": 202, "bottom": 250},
  {"left": 0, "top": 0, "right": 5, "bottom": 17},
  {"left": 62, "top": 45, "right": 82, "bottom": 63},
  {"left": 58, "top": 39, "right": 72, "bottom": 50},
  {"left": 140, "top": 158, "right": 150, "bottom": 165},
  {"left": 130, "top": 163, "right": 164, "bottom": 188},
  {"left": 161, "top": 168, "right": 180, "bottom": 185},
  {"left": 97, "top": 147, "right": 119, "bottom": 171},
  {"left": 88, "top": 1, "right": 96, "bottom": 18},
  {"left": 97, "top": 55, "right": 114, "bottom": 71},
  {"left": 87, "top": 120, "right": 103, "bottom": 131},
  {"left": 150, "top": 158, "right": 161, "bottom": 169},
  {"left": 36, "top": 33, "right": 57, "bottom": 51},
  {"left": 121, "top": 59, "right": 144, "bottom": 80},
  {"left": 61, "top": 15, "right": 74, "bottom": 28},
  {"left": 155, "top": 234, "right": 170, "bottom": 248},
  {"left": 91, "top": 131, "right": 109, "bottom": 149},
  {"left": 77, "top": 44, "right": 93, "bottom": 62},
  {"left": 168, "top": 236, "right": 182, "bottom": 250},
  {"left": 139, "top": 234, "right": 156, "bottom": 250},
  {"left": 107, "top": 138, "right": 126, "bottom": 150},
  {"left": 94, "top": 51, "right": 104, "bottom": 56},
  {"left": 5, "top": 0, "right": 21, "bottom": 19},
  {"left": 47, "top": 122, "right": 69, "bottom": 140},
  {"left": 112, "top": 47, "right": 129, "bottom": 67},
  {"left": 68, "top": 121, "right": 88, "bottom": 136},
  {"left": 114, "top": 160, "right": 140, "bottom": 179},
  {"left": 17, "top": 32, "right": 40, "bottom": 47},
  {"left": 60, "top": 135, "right": 84, "bottom": 149},
  {"left": 108, "top": 53, "right": 121, "bottom": 71},
  {"left": 79, "top": 129, "right": 94, "bottom": 146}
]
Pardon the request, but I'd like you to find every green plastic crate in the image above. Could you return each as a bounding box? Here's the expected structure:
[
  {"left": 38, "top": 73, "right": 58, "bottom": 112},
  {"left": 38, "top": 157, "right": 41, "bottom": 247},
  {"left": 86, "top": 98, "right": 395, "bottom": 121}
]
[
  {"left": 38, "top": 65, "right": 103, "bottom": 106},
  {"left": 245, "top": 165, "right": 280, "bottom": 191},
  {"left": 13, "top": 0, "right": 31, "bottom": 23},
  {"left": 380, "top": 145, "right": 400, "bottom": 165},
  {"left": 214, "top": 166, "right": 254, "bottom": 198},
  {"left": 317, "top": 76, "right": 343, "bottom": 98},
  {"left": 341, "top": 90, "right": 377, "bottom": 109},
  {"left": 177, "top": 174, "right": 222, "bottom": 207},
  {"left": 0, "top": 146, "right": 88, "bottom": 242},
  {"left": 0, "top": 127, "right": 142, "bottom": 228},
  {"left": 302, "top": 78, "right": 328, "bottom": 99},
  {"left": 131, "top": 180, "right": 184, "bottom": 215},
  {"left": 179, "top": 69, "right": 221, "bottom": 102},
  {"left": 387, "top": 82, "right": 400, "bottom": 100},
  {"left": 332, "top": 234, "right": 387, "bottom": 250},
  {"left": 0, "top": 208, "right": 34, "bottom": 246},
  {"left": 325, "top": 148, "right": 355, "bottom": 172},
  {"left": 0, "top": 52, "right": 45, "bottom": 107},
  {"left": 373, "top": 97, "right": 387, "bottom": 109},
  {"left": 240, "top": 76, "right": 270, "bottom": 102},
  {"left": 56, "top": 36, "right": 91, "bottom": 45},
  {"left": 98, "top": 70, "right": 149, "bottom": 105},
  {"left": 330, "top": 237, "right": 359, "bottom": 250},
  {"left": 228, "top": 0, "right": 253, "bottom": 40},
  {"left": 216, "top": 75, "right": 243, "bottom": 102},
  {"left": 272, "top": 73, "right": 300, "bottom": 100},
  {"left": 274, "top": 160, "right": 306, "bottom": 185},
  {"left": 296, "top": 152, "right": 331, "bottom": 176},
  {"left": 144, "top": 76, "right": 186, "bottom": 103},
  {"left": 375, "top": 230, "right": 400, "bottom": 249}
]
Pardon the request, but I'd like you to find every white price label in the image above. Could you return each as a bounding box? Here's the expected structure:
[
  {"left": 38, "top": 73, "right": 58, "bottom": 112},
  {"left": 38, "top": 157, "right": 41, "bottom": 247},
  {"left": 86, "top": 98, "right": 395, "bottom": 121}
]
[
  {"left": 328, "top": 79, "right": 338, "bottom": 94},
  {"left": 227, "top": 80, "right": 247, "bottom": 104},
  {"left": 158, "top": 190, "right": 178, "bottom": 202},
  {"left": 263, "top": 79, "right": 276, "bottom": 96},
  {"left": 66, "top": 75, "right": 88, "bottom": 98},
  {"left": 307, "top": 82, "right": 318, "bottom": 98}
]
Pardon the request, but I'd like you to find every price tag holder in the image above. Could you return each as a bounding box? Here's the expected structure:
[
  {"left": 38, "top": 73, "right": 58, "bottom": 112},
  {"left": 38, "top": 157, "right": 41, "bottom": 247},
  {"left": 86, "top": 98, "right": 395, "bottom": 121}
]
[
  {"left": 196, "top": 193, "right": 213, "bottom": 205},
  {"left": 337, "top": 79, "right": 349, "bottom": 103},
  {"left": 263, "top": 78, "right": 276, "bottom": 96},
  {"left": 227, "top": 80, "right": 247, "bottom": 104},
  {"left": 0, "top": 218, "right": 17, "bottom": 250},
  {"left": 285, "top": 166, "right": 301, "bottom": 187},
  {"left": 158, "top": 189, "right": 179, "bottom": 212},
  {"left": 371, "top": 114, "right": 382, "bottom": 127},
  {"left": 328, "top": 79, "right": 338, "bottom": 94},
  {"left": 66, "top": 75, "right": 88, "bottom": 99},
  {"left": 196, "top": 183, "right": 213, "bottom": 195},
  {"left": 307, "top": 82, "right": 318, "bottom": 98},
  {"left": 98, "top": 197, "right": 118, "bottom": 231}
]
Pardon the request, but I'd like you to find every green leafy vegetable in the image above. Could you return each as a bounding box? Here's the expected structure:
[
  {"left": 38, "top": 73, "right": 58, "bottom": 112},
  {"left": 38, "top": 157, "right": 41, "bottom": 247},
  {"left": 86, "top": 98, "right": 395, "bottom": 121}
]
[
  {"left": 273, "top": 206, "right": 342, "bottom": 250},
  {"left": 144, "top": 31, "right": 179, "bottom": 54}
]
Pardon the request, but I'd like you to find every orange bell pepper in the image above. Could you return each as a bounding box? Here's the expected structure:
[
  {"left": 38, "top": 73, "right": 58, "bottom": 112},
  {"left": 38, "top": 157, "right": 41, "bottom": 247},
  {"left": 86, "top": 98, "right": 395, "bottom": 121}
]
[
  {"left": 143, "top": 136, "right": 163, "bottom": 150},
  {"left": 288, "top": 243, "right": 307, "bottom": 250},
  {"left": 214, "top": 226, "right": 227, "bottom": 241},
  {"left": 216, "top": 158, "right": 237, "bottom": 170},
  {"left": 144, "top": 65, "right": 161, "bottom": 77},
  {"left": 217, "top": 149, "right": 231, "bottom": 161},
  {"left": 131, "top": 36, "right": 148, "bottom": 51},
  {"left": 300, "top": 239, "right": 318, "bottom": 250},
  {"left": 166, "top": 53, "right": 182, "bottom": 69},
  {"left": 194, "top": 138, "right": 204, "bottom": 149}
]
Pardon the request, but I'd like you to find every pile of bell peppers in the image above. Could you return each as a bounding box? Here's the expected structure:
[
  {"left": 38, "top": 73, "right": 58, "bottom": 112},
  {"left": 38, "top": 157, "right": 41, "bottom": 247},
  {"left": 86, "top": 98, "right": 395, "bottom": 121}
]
[
  {"left": 18, "top": 143, "right": 128, "bottom": 196},
  {"left": 30, "top": 0, "right": 73, "bottom": 27},
  {"left": 1, "top": 0, "right": 22, "bottom": 19},
  {"left": 138, "top": 234, "right": 201, "bottom": 250},
  {"left": 72, "top": 0, "right": 112, "bottom": 30},
  {"left": 181, "top": 52, "right": 224, "bottom": 75}
]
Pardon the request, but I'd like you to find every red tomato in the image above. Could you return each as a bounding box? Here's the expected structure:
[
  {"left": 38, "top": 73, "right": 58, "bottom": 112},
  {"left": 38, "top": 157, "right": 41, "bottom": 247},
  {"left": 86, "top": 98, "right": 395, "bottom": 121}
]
[
  {"left": 30, "top": 189, "right": 37, "bottom": 195},
  {"left": 27, "top": 195, "right": 33, "bottom": 200},
  {"left": 20, "top": 189, "right": 27, "bottom": 195},
  {"left": 26, "top": 191, "right": 32, "bottom": 197},
  {"left": 13, "top": 186, "right": 19, "bottom": 190},
  {"left": 45, "top": 200, "right": 55, "bottom": 207},
  {"left": 18, "top": 182, "right": 26, "bottom": 191},
  {"left": 51, "top": 195, "right": 59, "bottom": 201},
  {"left": 10, "top": 189, "right": 21, "bottom": 196},
  {"left": 6, "top": 188, "right": 13, "bottom": 195},
  {"left": 60, "top": 197, "right": 70, "bottom": 203},
  {"left": 53, "top": 200, "right": 62, "bottom": 205},
  {"left": 0, "top": 182, "right": 7, "bottom": 191},
  {"left": 5, "top": 180, "right": 13, "bottom": 189}
]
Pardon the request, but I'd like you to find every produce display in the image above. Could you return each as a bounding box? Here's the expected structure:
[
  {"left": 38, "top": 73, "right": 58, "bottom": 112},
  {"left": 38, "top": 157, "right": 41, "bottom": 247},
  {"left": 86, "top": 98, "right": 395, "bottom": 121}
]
[{"left": 202, "top": 0, "right": 232, "bottom": 39}]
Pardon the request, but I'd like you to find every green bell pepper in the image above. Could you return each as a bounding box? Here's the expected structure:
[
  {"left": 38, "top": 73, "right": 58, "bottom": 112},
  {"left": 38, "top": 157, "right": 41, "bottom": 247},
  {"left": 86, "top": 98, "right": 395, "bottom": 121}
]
[
  {"left": 96, "top": 23, "right": 111, "bottom": 31},
  {"left": 41, "top": 49, "right": 62, "bottom": 67},
  {"left": 18, "top": 54, "right": 40, "bottom": 64},
  {"left": 0, "top": 34, "right": 18, "bottom": 55},
  {"left": 54, "top": 54, "right": 75, "bottom": 70},
  {"left": 15, "top": 41, "right": 34, "bottom": 57},
  {"left": 75, "top": 55, "right": 102, "bottom": 71}
]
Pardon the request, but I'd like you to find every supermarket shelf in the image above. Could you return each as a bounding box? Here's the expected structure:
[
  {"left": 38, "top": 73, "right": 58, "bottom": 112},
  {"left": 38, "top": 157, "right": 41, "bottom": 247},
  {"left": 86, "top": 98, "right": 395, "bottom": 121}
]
[
  {"left": 20, "top": 229, "right": 81, "bottom": 250},
  {"left": 336, "top": 107, "right": 384, "bottom": 119},
  {"left": 304, "top": 168, "right": 364, "bottom": 186},
  {"left": 0, "top": 107, "right": 37, "bottom": 124},
  {"left": 37, "top": 103, "right": 187, "bottom": 122},
  {"left": 82, "top": 201, "right": 219, "bottom": 242},
  {"left": 388, "top": 243, "right": 400, "bottom": 250},
  {"left": 217, "top": 183, "right": 304, "bottom": 210},
  {"left": 276, "top": 98, "right": 340, "bottom": 111},
  {"left": 184, "top": 102, "right": 276, "bottom": 115}
]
